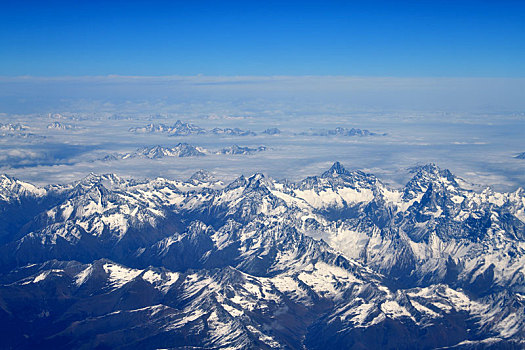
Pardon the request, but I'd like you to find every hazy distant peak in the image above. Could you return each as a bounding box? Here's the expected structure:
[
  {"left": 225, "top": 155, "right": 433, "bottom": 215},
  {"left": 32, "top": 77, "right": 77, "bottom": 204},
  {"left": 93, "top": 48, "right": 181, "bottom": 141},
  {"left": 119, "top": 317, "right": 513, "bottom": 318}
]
[
  {"left": 189, "top": 169, "right": 215, "bottom": 183},
  {"left": 262, "top": 127, "right": 281, "bottom": 135}
]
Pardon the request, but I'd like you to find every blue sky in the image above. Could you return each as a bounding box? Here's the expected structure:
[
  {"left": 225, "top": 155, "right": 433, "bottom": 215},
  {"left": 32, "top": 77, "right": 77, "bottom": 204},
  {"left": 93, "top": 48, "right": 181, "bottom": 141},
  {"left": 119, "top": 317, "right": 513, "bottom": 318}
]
[{"left": 1, "top": 0, "right": 524, "bottom": 77}]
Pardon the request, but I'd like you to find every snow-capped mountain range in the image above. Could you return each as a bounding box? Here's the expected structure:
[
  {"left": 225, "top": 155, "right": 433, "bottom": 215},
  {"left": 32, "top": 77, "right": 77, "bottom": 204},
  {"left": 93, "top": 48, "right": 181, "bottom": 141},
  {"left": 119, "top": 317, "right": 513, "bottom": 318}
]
[
  {"left": 299, "top": 127, "right": 383, "bottom": 137},
  {"left": 127, "top": 120, "right": 381, "bottom": 138},
  {"left": 0, "top": 163, "right": 523, "bottom": 349},
  {"left": 128, "top": 120, "right": 207, "bottom": 135},
  {"left": 101, "top": 144, "right": 267, "bottom": 161},
  {"left": 216, "top": 145, "right": 267, "bottom": 155},
  {"left": 128, "top": 120, "right": 258, "bottom": 136},
  {"left": 102, "top": 144, "right": 207, "bottom": 160},
  {"left": 210, "top": 127, "right": 257, "bottom": 136},
  {"left": 47, "top": 122, "right": 75, "bottom": 130},
  {"left": 262, "top": 127, "right": 281, "bottom": 135},
  {"left": 0, "top": 123, "right": 28, "bottom": 131}
]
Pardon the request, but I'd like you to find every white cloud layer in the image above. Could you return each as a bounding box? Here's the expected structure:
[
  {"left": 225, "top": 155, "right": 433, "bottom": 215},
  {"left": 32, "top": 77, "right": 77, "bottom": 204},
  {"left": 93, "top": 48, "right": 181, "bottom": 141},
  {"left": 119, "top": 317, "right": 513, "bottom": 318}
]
[{"left": 1, "top": 75, "right": 524, "bottom": 113}]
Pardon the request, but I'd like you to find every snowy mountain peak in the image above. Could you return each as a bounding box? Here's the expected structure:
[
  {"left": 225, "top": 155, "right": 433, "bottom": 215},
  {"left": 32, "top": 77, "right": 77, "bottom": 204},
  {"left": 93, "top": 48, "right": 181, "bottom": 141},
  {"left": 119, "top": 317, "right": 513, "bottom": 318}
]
[
  {"left": 248, "top": 172, "right": 265, "bottom": 181},
  {"left": 411, "top": 163, "right": 439, "bottom": 174},
  {"left": 0, "top": 174, "right": 47, "bottom": 201},
  {"left": 226, "top": 175, "right": 248, "bottom": 190},
  {"left": 323, "top": 161, "right": 349, "bottom": 177},
  {"left": 136, "top": 144, "right": 206, "bottom": 158},
  {"left": 0, "top": 123, "right": 28, "bottom": 131},
  {"left": 404, "top": 163, "right": 460, "bottom": 200},
  {"left": 409, "top": 163, "right": 457, "bottom": 181},
  {"left": 47, "top": 121, "right": 74, "bottom": 130},
  {"left": 103, "top": 144, "right": 207, "bottom": 161},
  {"left": 0, "top": 173, "right": 16, "bottom": 184},
  {"left": 71, "top": 173, "right": 128, "bottom": 195},
  {"left": 246, "top": 173, "right": 268, "bottom": 190},
  {"left": 129, "top": 120, "right": 206, "bottom": 136},
  {"left": 189, "top": 169, "right": 215, "bottom": 183},
  {"left": 262, "top": 127, "right": 281, "bottom": 135},
  {"left": 217, "top": 144, "right": 267, "bottom": 155},
  {"left": 77, "top": 173, "right": 123, "bottom": 186},
  {"left": 168, "top": 120, "right": 206, "bottom": 136}
]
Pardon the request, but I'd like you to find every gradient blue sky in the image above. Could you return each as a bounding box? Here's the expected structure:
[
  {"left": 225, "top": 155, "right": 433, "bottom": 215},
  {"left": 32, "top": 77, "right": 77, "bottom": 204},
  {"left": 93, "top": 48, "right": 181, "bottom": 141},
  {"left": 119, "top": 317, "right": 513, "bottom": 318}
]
[{"left": 1, "top": 0, "right": 524, "bottom": 77}]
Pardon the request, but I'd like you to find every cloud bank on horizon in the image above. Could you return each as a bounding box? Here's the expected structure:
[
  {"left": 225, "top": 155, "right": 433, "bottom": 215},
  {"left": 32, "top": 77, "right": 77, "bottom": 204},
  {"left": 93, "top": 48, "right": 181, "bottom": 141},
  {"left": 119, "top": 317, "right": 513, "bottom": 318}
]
[{"left": 1, "top": 75, "right": 525, "bottom": 114}]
